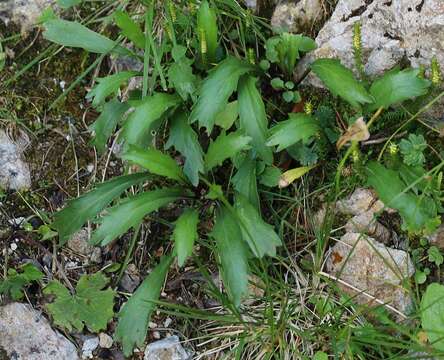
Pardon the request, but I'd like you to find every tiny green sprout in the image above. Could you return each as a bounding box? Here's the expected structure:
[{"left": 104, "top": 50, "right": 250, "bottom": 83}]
[
  {"left": 22, "top": 222, "right": 33, "bottom": 232},
  {"left": 271, "top": 77, "right": 284, "bottom": 90},
  {"left": 418, "top": 64, "right": 426, "bottom": 79},
  {"left": 304, "top": 101, "right": 313, "bottom": 115},
  {"left": 283, "top": 91, "right": 294, "bottom": 103},
  {"left": 285, "top": 81, "right": 294, "bottom": 90},
  {"left": 428, "top": 246, "right": 443, "bottom": 266},
  {"left": 352, "top": 148, "right": 360, "bottom": 163},
  {"left": 431, "top": 56, "right": 442, "bottom": 86},
  {"left": 248, "top": 48, "right": 255, "bottom": 65},
  {"left": 259, "top": 59, "right": 270, "bottom": 71},
  {"left": 168, "top": 0, "right": 177, "bottom": 22},
  {"left": 388, "top": 142, "right": 399, "bottom": 155}
]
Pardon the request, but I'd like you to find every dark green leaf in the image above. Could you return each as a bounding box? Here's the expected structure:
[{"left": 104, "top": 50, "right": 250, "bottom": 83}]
[
  {"left": 232, "top": 156, "right": 259, "bottom": 210},
  {"left": 44, "top": 272, "right": 115, "bottom": 332},
  {"left": 53, "top": 173, "right": 150, "bottom": 245},
  {"left": 168, "top": 56, "right": 197, "bottom": 101},
  {"left": 311, "top": 59, "right": 373, "bottom": 109},
  {"left": 86, "top": 71, "right": 137, "bottom": 108},
  {"left": 43, "top": 20, "right": 123, "bottom": 55},
  {"left": 197, "top": 0, "right": 218, "bottom": 63},
  {"left": 115, "top": 255, "right": 173, "bottom": 356},
  {"left": 234, "top": 194, "right": 281, "bottom": 258},
  {"left": 89, "top": 100, "right": 130, "bottom": 153},
  {"left": 114, "top": 10, "right": 145, "bottom": 49},
  {"left": 122, "top": 145, "right": 186, "bottom": 182},
  {"left": 0, "top": 264, "right": 43, "bottom": 300},
  {"left": 173, "top": 209, "right": 199, "bottom": 267},
  {"left": 421, "top": 283, "right": 444, "bottom": 351},
  {"left": 259, "top": 166, "right": 282, "bottom": 187},
  {"left": 190, "top": 57, "right": 253, "bottom": 133},
  {"left": 215, "top": 101, "right": 238, "bottom": 130},
  {"left": 212, "top": 206, "right": 249, "bottom": 307},
  {"left": 368, "top": 68, "right": 430, "bottom": 111},
  {"left": 205, "top": 131, "right": 251, "bottom": 171},
  {"left": 90, "top": 188, "right": 183, "bottom": 246},
  {"left": 122, "top": 93, "right": 181, "bottom": 147},
  {"left": 266, "top": 113, "right": 320, "bottom": 152},
  {"left": 166, "top": 112, "right": 204, "bottom": 186},
  {"left": 238, "top": 76, "right": 273, "bottom": 164},
  {"left": 366, "top": 162, "right": 438, "bottom": 234}
]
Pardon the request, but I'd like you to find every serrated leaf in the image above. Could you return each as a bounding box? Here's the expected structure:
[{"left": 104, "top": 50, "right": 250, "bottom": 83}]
[
  {"left": 44, "top": 272, "right": 115, "bottom": 332},
  {"left": 311, "top": 59, "right": 373, "bottom": 109},
  {"left": 168, "top": 56, "right": 197, "bottom": 101},
  {"left": 90, "top": 188, "right": 184, "bottom": 246},
  {"left": 259, "top": 166, "right": 282, "bottom": 187},
  {"left": 0, "top": 264, "right": 43, "bottom": 300},
  {"left": 114, "top": 10, "right": 145, "bottom": 49},
  {"left": 238, "top": 76, "right": 273, "bottom": 164},
  {"left": 197, "top": 0, "right": 218, "bottom": 63},
  {"left": 122, "top": 93, "right": 181, "bottom": 147},
  {"left": 205, "top": 131, "right": 252, "bottom": 171},
  {"left": 190, "top": 57, "right": 253, "bottom": 133},
  {"left": 366, "top": 162, "right": 438, "bottom": 234},
  {"left": 115, "top": 255, "right": 173, "bottom": 356},
  {"left": 89, "top": 99, "right": 129, "bottom": 153},
  {"left": 212, "top": 206, "right": 249, "bottom": 307},
  {"left": 53, "top": 173, "right": 151, "bottom": 245},
  {"left": 173, "top": 209, "right": 199, "bottom": 267},
  {"left": 368, "top": 68, "right": 430, "bottom": 111},
  {"left": 166, "top": 112, "right": 204, "bottom": 186},
  {"left": 86, "top": 71, "right": 137, "bottom": 108},
  {"left": 232, "top": 156, "right": 259, "bottom": 210},
  {"left": 122, "top": 145, "right": 186, "bottom": 183},
  {"left": 215, "top": 101, "right": 238, "bottom": 130},
  {"left": 266, "top": 113, "right": 320, "bottom": 152},
  {"left": 234, "top": 194, "right": 281, "bottom": 258},
  {"left": 43, "top": 19, "right": 125, "bottom": 55},
  {"left": 421, "top": 283, "right": 444, "bottom": 351}
]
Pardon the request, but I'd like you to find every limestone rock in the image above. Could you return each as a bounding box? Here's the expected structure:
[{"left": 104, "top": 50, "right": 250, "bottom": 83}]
[
  {"left": 426, "top": 223, "right": 444, "bottom": 249},
  {"left": 345, "top": 210, "right": 391, "bottom": 244},
  {"left": 0, "top": 130, "right": 31, "bottom": 191},
  {"left": 67, "top": 228, "right": 102, "bottom": 263},
  {"left": 0, "top": 0, "right": 56, "bottom": 31},
  {"left": 144, "top": 336, "right": 191, "bottom": 360},
  {"left": 271, "top": 0, "right": 323, "bottom": 33},
  {"left": 336, "top": 188, "right": 384, "bottom": 216},
  {"left": 0, "top": 302, "right": 79, "bottom": 359},
  {"left": 296, "top": 0, "right": 444, "bottom": 83},
  {"left": 326, "top": 233, "right": 414, "bottom": 315}
]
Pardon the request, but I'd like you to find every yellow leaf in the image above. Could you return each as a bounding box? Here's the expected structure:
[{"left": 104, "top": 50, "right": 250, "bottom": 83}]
[
  {"left": 279, "top": 165, "right": 316, "bottom": 188},
  {"left": 336, "top": 117, "right": 369, "bottom": 150}
]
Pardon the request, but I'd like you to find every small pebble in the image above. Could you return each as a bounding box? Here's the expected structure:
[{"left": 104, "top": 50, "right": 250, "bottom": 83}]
[
  {"left": 82, "top": 337, "right": 99, "bottom": 359},
  {"left": 10, "top": 243, "right": 17, "bottom": 251},
  {"left": 152, "top": 331, "right": 161, "bottom": 340},
  {"left": 99, "top": 333, "right": 113, "bottom": 349},
  {"left": 164, "top": 318, "right": 173, "bottom": 328}
]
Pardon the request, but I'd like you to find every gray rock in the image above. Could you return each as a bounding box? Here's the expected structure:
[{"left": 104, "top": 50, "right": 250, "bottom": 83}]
[
  {"left": 326, "top": 233, "right": 414, "bottom": 316},
  {"left": 336, "top": 188, "right": 384, "bottom": 216},
  {"left": 119, "top": 263, "right": 141, "bottom": 293},
  {"left": 144, "top": 336, "right": 190, "bottom": 360},
  {"left": 0, "top": 0, "right": 56, "bottom": 31},
  {"left": 0, "top": 130, "right": 31, "bottom": 191},
  {"left": 67, "top": 229, "right": 102, "bottom": 263},
  {"left": 81, "top": 336, "right": 99, "bottom": 359},
  {"left": 345, "top": 210, "right": 391, "bottom": 244},
  {"left": 0, "top": 302, "right": 79, "bottom": 359},
  {"left": 296, "top": 0, "right": 444, "bottom": 83},
  {"left": 271, "top": 0, "right": 323, "bottom": 33}
]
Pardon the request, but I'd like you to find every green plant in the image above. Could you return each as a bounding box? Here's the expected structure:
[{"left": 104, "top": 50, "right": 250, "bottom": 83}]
[
  {"left": 399, "top": 133, "right": 427, "bottom": 167},
  {"left": 0, "top": 263, "right": 43, "bottom": 300}
]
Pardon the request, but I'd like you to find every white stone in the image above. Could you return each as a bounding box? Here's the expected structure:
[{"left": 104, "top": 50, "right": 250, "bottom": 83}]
[
  {"left": 81, "top": 336, "right": 99, "bottom": 359},
  {"left": 296, "top": 0, "right": 444, "bottom": 83},
  {"left": 98, "top": 333, "right": 113, "bottom": 349},
  {"left": 0, "top": 0, "right": 57, "bottom": 31},
  {"left": 144, "top": 336, "right": 190, "bottom": 360},
  {"left": 0, "top": 130, "right": 31, "bottom": 191},
  {"left": 271, "top": 0, "right": 323, "bottom": 33},
  {"left": 0, "top": 302, "right": 79, "bottom": 359}
]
